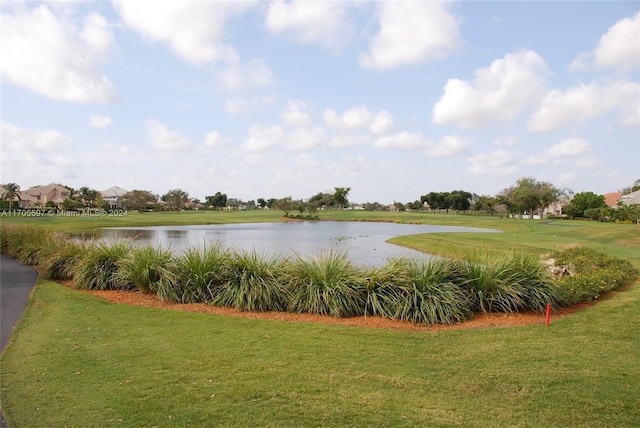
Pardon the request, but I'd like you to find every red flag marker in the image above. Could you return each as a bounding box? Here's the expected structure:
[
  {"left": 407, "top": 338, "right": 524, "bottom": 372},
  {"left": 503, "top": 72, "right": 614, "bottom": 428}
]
[{"left": 545, "top": 303, "right": 551, "bottom": 326}]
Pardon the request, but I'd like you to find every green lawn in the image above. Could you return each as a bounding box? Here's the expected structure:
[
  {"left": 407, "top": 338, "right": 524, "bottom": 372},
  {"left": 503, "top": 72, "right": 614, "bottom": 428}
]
[
  {"left": 1, "top": 210, "right": 639, "bottom": 427},
  {"left": 2, "top": 278, "right": 639, "bottom": 427}
]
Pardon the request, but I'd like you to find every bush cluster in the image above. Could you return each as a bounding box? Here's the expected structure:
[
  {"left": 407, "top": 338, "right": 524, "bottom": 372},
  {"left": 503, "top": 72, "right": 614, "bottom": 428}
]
[
  {"left": 2, "top": 225, "right": 637, "bottom": 325},
  {"left": 550, "top": 247, "right": 639, "bottom": 304}
]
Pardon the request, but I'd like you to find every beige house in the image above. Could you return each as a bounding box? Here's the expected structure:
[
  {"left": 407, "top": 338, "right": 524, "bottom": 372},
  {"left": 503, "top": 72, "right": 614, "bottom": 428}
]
[
  {"left": 100, "top": 186, "right": 129, "bottom": 209},
  {"left": 21, "top": 183, "right": 71, "bottom": 208},
  {"left": 540, "top": 196, "right": 571, "bottom": 218}
]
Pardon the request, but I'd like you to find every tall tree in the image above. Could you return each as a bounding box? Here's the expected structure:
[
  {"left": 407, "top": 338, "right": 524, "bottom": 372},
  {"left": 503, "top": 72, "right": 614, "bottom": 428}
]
[
  {"left": 79, "top": 186, "right": 100, "bottom": 209},
  {"left": 474, "top": 195, "right": 497, "bottom": 215},
  {"left": 274, "top": 197, "right": 296, "bottom": 217},
  {"left": 333, "top": 187, "right": 350, "bottom": 209},
  {"left": 564, "top": 192, "right": 605, "bottom": 219},
  {"left": 162, "top": 189, "right": 189, "bottom": 211},
  {"left": 619, "top": 179, "right": 640, "bottom": 195},
  {"left": 503, "top": 177, "right": 565, "bottom": 219},
  {"left": 309, "top": 192, "right": 334, "bottom": 209},
  {"left": 446, "top": 190, "right": 472, "bottom": 213},
  {"left": 205, "top": 192, "right": 227, "bottom": 210},
  {"left": 1, "top": 183, "right": 21, "bottom": 210},
  {"left": 121, "top": 190, "right": 157, "bottom": 213}
]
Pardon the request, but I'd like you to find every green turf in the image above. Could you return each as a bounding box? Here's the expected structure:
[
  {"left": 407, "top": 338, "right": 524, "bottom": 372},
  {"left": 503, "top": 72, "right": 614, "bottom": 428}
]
[{"left": 1, "top": 278, "right": 638, "bottom": 427}]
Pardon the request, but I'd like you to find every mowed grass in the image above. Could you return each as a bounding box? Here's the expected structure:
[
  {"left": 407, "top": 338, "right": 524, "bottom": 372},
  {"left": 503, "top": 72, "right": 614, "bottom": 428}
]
[
  {"left": 1, "top": 279, "right": 639, "bottom": 427},
  {"left": 0, "top": 209, "right": 287, "bottom": 232},
  {"left": 2, "top": 210, "right": 640, "bottom": 426}
]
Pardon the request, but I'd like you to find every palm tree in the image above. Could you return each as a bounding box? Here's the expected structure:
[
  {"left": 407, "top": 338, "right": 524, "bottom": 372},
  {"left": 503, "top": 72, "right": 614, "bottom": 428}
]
[{"left": 1, "top": 183, "right": 21, "bottom": 210}]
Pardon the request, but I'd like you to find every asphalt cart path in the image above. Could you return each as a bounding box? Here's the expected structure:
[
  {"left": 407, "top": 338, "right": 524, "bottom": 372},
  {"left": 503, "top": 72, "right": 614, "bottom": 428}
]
[{"left": 1, "top": 255, "right": 38, "bottom": 428}]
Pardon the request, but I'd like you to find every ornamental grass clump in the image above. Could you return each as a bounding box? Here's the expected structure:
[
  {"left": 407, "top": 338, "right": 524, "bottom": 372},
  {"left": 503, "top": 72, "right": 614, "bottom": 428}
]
[
  {"left": 176, "top": 243, "right": 232, "bottom": 303},
  {"left": 117, "top": 245, "right": 180, "bottom": 301},
  {"left": 213, "top": 249, "right": 290, "bottom": 312},
  {"left": 74, "top": 241, "right": 134, "bottom": 290},
  {"left": 42, "top": 238, "right": 87, "bottom": 280},
  {"left": 363, "top": 258, "right": 408, "bottom": 318},
  {"left": 458, "top": 253, "right": 528, "bottom": 313},
  {"left": 0, "top": 225, "right": 55, "bottom": 265},
  {"left": 288, "top": 251, "right": 366, "bottom": 317},
  {"left": 390, "top": 258, "right": 471, "bottom": 325},
  {"left": 506, "top": 253, "right": 566, "bottom": 311}
]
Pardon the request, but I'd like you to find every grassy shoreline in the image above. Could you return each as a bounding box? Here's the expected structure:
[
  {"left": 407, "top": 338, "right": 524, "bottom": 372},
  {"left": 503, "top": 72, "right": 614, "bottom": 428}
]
[{"left": 2, "top": 209, "right": 638, "bottom": 262}]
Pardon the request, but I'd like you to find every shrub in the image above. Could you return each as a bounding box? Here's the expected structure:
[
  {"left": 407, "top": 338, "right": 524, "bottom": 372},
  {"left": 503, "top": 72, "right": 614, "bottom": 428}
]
[
  {"left": 117, "top": 245, "right": 179, "bottom": 300},
  {"left": 42, "top": 238, "right": 87, "bottom": 280},
  {"left": 551, "top": 247, "right": 638, "bottom": 304},
  {"left": 507, "top": 253, "right": 566, "bottom": 311},
  {"left": 288, "top": 251, "right": 366, "bottom": 317},
  {"left": 362, "top": 258, "right": 408, "bottom": 318},
  {"left": 176, "top": 243, "right": 232, "bottom": 303},
  {"left": 389, "top": 258, "right": 471, "bottom": 325},
  {"left": 458, "top": 253, "right": 527, "bottom": 313},
  {"left": 0, "top": 225, "right": 55, "bottom": 265},
  {"left": 74, "top": 241, "right": 134, "bottom": 290},
  {"left": 213, "top": 249, "right": 290, "bottom": 312}
]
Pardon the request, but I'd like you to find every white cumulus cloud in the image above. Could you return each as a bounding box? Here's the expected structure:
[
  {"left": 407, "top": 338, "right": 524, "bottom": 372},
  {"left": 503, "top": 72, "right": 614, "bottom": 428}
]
[
  {"left": 528, "top": 81, "right": 640, "bottom": 131},
  {"left": 572, "top": 12, "right": 640, "bottom": 72},
  {"left": 283, "top": 100, "right": 312, "bottom": 128},
  {"left": 324, "top": 106, "right": 374, "bottom": 130},
  {"left": 0, "top": 4, "right": 117, "bottom": 104},
  {"left": 374, "top": 132, "right": 429, "bottom": 149},
  {"left": 144, "top": 119, "right": 191, "bottom": 150},
  {"left": 265, "top": 0, "right": 352, "bottom": 51},
  {"left": 432, "top": 50, "right": 548, "bottom": 128},
  {"left": 523, "top": 138, "right": 592, "bottom": 165},
  {"left": 241, "top": 124, "right": 285, "bottom": 152},
  {"left": 360, "top": 1, "right": 462, "bottom": 69},
  {"left": 369, "top": 111, "right": 394, "bottom": 135},
  {"left": 467, "top": 150, "right": 518, "bottom": 176},
  {"left": 204, "top": 131, "right": 230, "bottom": 147},
  {"left": 113, "top": 0, "right": 254, "bottom": 65},
  {"left": 285, "top": 127, "right": 328, "bottom": 151},
  {"left": 1, "top": 121, "right": 74, "bottom": 151}
]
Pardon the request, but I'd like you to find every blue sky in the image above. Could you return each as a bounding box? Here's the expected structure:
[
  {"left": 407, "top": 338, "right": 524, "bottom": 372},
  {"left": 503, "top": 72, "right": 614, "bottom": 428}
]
[{"left": 1, "top": 1, "right": 639, "bottom": 204}]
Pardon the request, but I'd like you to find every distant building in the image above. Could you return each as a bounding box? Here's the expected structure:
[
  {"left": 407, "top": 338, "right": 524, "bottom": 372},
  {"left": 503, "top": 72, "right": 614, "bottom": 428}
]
[
  {"left": 22, "top": 183, "right": 71, "bottom": 208},
  {"left": 100, "top": 186, "right": 129, "bottom": 209},
  {"left": 541, "top": 196, "right": 571, "bottom": 218},
  {"left": 604, "top": 192, "right": 622, "bottom": 207},
  {"left": 618, "top": 190, "right": 640, "bottom": 206}
]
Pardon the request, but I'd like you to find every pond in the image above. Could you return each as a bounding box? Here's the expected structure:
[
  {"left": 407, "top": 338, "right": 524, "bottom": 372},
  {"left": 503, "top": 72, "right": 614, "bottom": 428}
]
[{"left": 97, "top": 221, "right": 501, "bottom": 266}]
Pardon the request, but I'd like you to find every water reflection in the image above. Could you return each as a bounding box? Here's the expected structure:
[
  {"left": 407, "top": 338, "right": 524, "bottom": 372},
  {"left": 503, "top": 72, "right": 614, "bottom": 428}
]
[{"left": 95, "top": 221, "right": 500, "bottom": 266}]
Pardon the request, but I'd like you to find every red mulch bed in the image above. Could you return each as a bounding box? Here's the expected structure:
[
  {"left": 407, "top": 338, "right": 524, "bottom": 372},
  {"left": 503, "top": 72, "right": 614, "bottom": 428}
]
[{"left": 49, "top": 273, "right": 597, "bottom": 332}]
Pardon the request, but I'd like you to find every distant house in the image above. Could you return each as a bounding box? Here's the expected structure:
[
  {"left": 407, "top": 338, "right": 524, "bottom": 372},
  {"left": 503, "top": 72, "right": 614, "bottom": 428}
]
[
  {"left": 100, "top": 186, "right": 129, "bottom": 209},
  {"left": 22, "top": 183, "right": 71, "bottom": 208},
  {"left": 618, "top": 190, "right": 640, "bottom": 206},
  {"left": 604, "top": 192, "right": 622, "bottom": 207},
  {"left": 541, "top": 197, "right": 571, "bottom": 218}
]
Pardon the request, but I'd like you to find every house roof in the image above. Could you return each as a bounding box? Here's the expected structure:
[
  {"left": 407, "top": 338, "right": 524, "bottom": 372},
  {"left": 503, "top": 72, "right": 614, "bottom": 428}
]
[
  {"left": 100, "top": 186, "right": 129, "bottom": 198},
  {"left": 604, "top": 192, "right": 622, "bottom": 207},
  {"left": 619, "top": 190, "right": 640, "bottom": 206},
  {"left": 23, "top": 183, "right": 69, "bottom": 196}
]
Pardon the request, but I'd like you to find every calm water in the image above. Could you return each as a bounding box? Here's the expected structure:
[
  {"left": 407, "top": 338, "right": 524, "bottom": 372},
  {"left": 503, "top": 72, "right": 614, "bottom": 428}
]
[{"left": 98, "top": 221, "right": 500, "bottom": 266}]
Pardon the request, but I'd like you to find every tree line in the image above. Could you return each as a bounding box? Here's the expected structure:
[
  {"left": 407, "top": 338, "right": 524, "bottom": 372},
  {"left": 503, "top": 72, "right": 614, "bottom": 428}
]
[{"left": 2, "top": 179, "right": 639, "bottom": 222}]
